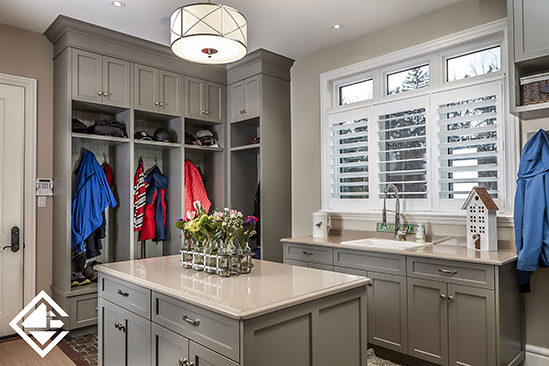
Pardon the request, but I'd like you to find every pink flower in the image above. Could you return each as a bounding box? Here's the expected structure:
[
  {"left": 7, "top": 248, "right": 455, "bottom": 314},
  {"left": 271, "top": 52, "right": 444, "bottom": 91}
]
[{"left": 186, "top": 211, "right": 196, "bottom": 221}]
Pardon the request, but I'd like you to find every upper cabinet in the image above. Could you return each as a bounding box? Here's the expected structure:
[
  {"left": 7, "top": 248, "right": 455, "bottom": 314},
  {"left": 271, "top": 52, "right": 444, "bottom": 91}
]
[
  {"left": 72, "top": 49, "right": 131, "bottom": 108},
  {"left": 184, "top": 76, "right": 225, "bottom": 123},
  {"left": 134, "top": 64, "right": 182, "bottom": 116},
  {"left": 229, "top": 75, "right": 260, "bottom": 123},
  {"left": 508, "top": 0, "right": 549, "bottom": 119},
  {"left": 513, "top": 0, "right": 549, "bottom": 62}
]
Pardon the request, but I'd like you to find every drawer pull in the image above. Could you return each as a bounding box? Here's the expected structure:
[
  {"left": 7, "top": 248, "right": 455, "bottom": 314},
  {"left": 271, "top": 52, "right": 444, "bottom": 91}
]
[
  {"left": 303, "top": 251, "right": 314, "bottom": 255},
  {"left": 183, "top": 314, "right": 200, "bottom": 326},
  {"left": 438, "top": 268, "right": 457, "bottom": 275},
  {"left": 117, "top": 289, "right": 129, "bottom": 297}
]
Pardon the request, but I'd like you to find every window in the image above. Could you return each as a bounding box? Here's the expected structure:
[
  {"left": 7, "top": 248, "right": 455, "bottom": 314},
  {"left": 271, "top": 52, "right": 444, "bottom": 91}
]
[
  {"left": 447, "top": 46, "right": 501, "bottom": 82},
  {"left": 387, "top": 64, "right": 429, "bottom": 95},
  {"left": 322, "top": 31, "right": 508, "bottom": 214},
  {"left": 339, "top": 79, "right": 373, "bottom": 106}
]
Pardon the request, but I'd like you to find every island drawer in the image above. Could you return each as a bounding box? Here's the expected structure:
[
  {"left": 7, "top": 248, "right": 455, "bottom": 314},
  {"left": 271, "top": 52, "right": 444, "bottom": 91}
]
[
  {"left": 284, "top": 243, "right": 333, "bottom": 265},
  {"left": 407, "top": 257, "right": 495, "bottom": 289},
  {"left": 99, "top": 274, "right": 150, "bottom": 318},
  {"left": 334, "top": 249, "right": 406, "bottom": 275},
  {"left": 152, "top": 291, "right": 240, "bottom": 362}
]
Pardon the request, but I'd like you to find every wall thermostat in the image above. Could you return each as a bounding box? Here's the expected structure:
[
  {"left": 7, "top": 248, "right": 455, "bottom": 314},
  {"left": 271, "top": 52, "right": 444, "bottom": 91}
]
[{"left": 36, "top": 178, "right": 54, "bottom": 196}]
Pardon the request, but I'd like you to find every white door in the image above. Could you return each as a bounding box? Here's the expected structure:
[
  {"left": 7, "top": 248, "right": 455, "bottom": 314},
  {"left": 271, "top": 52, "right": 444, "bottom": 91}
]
[{"left": 0, "top": 83, "right": 25, "bottom": 337}]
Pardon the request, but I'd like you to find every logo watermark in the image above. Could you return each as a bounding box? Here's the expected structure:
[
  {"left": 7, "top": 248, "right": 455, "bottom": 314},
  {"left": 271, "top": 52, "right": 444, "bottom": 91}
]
[{"left": 9, "top": 290, "right": 69, "bottom": 358}]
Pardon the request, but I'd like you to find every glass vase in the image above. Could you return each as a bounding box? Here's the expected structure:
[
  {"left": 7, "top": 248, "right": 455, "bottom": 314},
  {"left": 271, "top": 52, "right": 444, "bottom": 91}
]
[
  {"left": 216, "top": 239, "right": 233, "bottom": 277},
  {"left": 240, "top": 243, "right": 253, "bottom": 274},
  {"left": 204, "top": 239, "right": 218, "bottom": 274},
  {"left": 192, "top": 240, "right": 205, "bottom": 271}
]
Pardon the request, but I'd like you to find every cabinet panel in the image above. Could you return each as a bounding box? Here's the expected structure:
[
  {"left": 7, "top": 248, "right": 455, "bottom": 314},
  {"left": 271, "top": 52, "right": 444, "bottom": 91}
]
[
  {"left": 99, "top": 298, "right": 126, "bottom": 366},
  {"left": 159, "top": 70, "right": 181, "bottom": 116},
  {"left": 244, "top": 75, "right": 260, "bottom": 119},
  {"left": 190, "top": 341, "right": 239, "bottom": 366},
  {"left": 103, "top": 56, "right": 131, "bottom": 108},
  {"left": 284, "top": 243, "right": 333, "bottom": 264},
  {"left": 206, "top": 82, "right": 224, "bottom": 123},
  {"left": 134, "top": 64, "right": 158, "bottom": 113},
  {"left": 151, "top": 323, "right": 189, "bottom": 366},
  {"left": 448, "top": 284, "right": 496, "bottom": 366},
  {"left": 407, "top": 278, "right": 448, "bottom": 366},
  {"left": 335, "top": 249, "right": 406, "bottom": 275},
  {"left": 333, "top": 265, "right": 367, "bottom": 276},
  {"left": 514, "top": 0, "right": 549, "bottom": 62},
  {"left": 185, "top": 77, "right": 204, "bottom": 120},
  {"left": 126, "top": 307, "right": 151, "bottom": 366},
  {"left": 70, "top": 293, "right": 98, "bottom": 329},
  {"left": 229, "top": 81, "right": 245, "bottom": 122},
  {"left": 367, "top": 272, "right": 407, "bottom": 353},
  {"left": 72, "top": 49, "right": 102, "bottom": 104},
  {"left": 100, "top": 274, "right": 151, "bottom": 318}
]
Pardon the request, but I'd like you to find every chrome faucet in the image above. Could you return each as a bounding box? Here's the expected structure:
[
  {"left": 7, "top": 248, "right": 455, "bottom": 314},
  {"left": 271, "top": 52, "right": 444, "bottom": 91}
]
[{"left": 382, "top": 184, "right": 407, "bottom": 241}]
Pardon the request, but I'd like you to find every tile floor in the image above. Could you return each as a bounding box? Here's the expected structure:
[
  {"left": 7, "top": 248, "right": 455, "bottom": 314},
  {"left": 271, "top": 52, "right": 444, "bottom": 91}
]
[{"left": 63, "top": 333, "right": 98, "bottom": 366}]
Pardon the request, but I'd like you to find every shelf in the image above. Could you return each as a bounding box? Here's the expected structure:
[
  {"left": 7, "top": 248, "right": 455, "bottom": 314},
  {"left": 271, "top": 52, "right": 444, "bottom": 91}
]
[
  {"left": 72, "top": 133, "right": 130, "bottom": 146},
  {"left": 134, "top": 109, "right": 182, "bottom": 122},
  {"left": 69, "top": 281, "right": 98, "bottom": 296},
  {"left": 185, "top": 118, "right": 224, "bottom": 128},
  {"left": 231, "top": 116, "right": 259, "bottom": 127},
  {"left": 184, "top": 144, "right": 224, "bottom": 152},
  {"left": 72, "top": 100, "right": 129, "bottom": 115},
  {"left": 134, "top": 140, "right": 181, "bottom": 150},
  {"left": 231, "top": 143, "right": 260, "bottom": 152},
  {"left": 512, "top": 102, "right": 549, "bottom": 120}
]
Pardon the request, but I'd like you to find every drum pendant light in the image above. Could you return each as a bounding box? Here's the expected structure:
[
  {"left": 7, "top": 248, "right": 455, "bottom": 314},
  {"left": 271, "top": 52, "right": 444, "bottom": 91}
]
[{"left": 170, "top": 2, "right": 248, "bottom": 64}]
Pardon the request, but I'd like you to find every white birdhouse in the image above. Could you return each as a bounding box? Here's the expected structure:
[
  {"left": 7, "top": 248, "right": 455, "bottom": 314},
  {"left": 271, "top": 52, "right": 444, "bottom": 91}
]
[{"left": 461, "top": 187, "right": 499, "bottom": 251}]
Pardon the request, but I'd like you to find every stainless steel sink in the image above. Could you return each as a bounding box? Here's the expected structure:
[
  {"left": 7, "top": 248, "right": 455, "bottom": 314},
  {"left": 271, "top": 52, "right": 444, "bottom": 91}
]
[{"left": 340, "top": 238, "right": 433, "bottom": 250}]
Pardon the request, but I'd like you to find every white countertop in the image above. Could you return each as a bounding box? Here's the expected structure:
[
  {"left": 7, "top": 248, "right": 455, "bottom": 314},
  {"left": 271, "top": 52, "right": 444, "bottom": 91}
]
[
  {"left": 97, "top": 256, "right": 369, "bottom": 320},
  {"left": 281, "top": 234, "right": 518, "bottom": 266}
]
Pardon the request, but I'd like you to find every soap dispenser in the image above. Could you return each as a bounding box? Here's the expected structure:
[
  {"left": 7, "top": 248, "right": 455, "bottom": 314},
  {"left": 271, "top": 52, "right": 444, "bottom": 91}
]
[{"left": 415, "top": 223, "right": 425, "bottom": 243}]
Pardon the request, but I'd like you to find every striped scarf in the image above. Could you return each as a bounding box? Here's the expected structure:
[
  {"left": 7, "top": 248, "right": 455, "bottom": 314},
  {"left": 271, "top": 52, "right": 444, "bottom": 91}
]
[{"left": 133, "top": 158, "right": 147, "bottom": 231}]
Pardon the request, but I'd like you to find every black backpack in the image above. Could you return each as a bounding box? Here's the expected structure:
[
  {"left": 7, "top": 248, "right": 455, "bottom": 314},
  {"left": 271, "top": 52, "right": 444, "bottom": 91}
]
[{"left": 87, "top": 120, "right": 128, "bottom": 138}]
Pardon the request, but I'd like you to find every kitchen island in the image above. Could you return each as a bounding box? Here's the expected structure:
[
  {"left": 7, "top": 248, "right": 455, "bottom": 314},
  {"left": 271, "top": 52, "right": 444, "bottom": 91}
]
[{"left": 96, "top": 255, "right": 369, "bottom": 366}]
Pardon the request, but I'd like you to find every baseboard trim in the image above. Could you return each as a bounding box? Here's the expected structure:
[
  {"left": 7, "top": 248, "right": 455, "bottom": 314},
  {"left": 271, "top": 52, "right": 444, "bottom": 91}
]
[{"left": 525, "top": 345, "right": 549, "bottom": 366}]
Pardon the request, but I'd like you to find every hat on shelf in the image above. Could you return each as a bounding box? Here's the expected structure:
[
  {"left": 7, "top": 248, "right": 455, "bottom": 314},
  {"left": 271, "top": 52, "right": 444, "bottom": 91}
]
[
  {"left": 134, "top": 131, "right": 153, "bottom": 141},
  {"left": 153, "top": 128, "right": 171, "bottom": 142}
]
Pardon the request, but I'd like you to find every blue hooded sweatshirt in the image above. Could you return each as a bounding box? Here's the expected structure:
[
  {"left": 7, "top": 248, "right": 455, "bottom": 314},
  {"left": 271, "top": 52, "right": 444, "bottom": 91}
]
[
  {"left": 514, "top": 129, "right": 549, "bottom": 289},
  {"left": 71, "top": 150, "right": 117, "bottom": 253}
]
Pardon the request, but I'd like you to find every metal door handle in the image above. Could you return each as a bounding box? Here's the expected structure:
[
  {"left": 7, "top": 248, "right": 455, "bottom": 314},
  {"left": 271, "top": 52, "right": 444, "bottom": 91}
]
[
  {"left": 440, "top": 294, "right": 446, "bottom": 299},
  {"left": 155, "top": 101, "right": 159, "bottom": 106},
  {"left": 159, "top": 102, "right": 164, "bottom": 107},
  {"left": 103, "top": 92, "right": 107, "bottom": 97},
  {"left": 302, "top": 251, "right": 314, "bottom": 255},
  {"left": 114, "top": 322, "right": 121, "bottom": 329},
  {"left": 448, "top": 295, "right": 454, "bottom": 301},
  {"left": 98, "top": 91, "right": 102, "bottom": 96},
  {"left": 3, "top": 226, "right": 20, "bottom": 252},
  {"left": 438, "top": 268, "right": 457, "bottom": 275},
  {"left": 117, "top": 289, "right": 129, "bottom": 297},
  {"left": 205, "top": 110, "right": 209, "bottom": 115},
  {"left": 367, "top": 282, "right": 373, "bottom": 287},
  {"left": 243, "top": 109, "right": 246, "bottom": 113},
  {"left": 183, "top": 314, "right": 200, "bottom": 326}
]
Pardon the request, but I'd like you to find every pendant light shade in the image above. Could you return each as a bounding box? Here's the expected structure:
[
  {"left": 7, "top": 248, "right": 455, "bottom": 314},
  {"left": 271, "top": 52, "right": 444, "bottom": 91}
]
[{"left": 170, "top": 3, "right": 248, "bottom": 64}]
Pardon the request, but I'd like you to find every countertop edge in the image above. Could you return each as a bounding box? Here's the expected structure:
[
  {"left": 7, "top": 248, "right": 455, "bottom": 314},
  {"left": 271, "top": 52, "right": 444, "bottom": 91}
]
[{"left": 97, "top": 263, "right": 370, "bottom": 321}]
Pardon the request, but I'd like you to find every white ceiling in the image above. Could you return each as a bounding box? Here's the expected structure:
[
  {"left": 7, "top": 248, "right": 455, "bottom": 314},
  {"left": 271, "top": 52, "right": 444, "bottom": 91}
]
[{"left": 0, "top": 0, "right": 462, "bottom": 60}]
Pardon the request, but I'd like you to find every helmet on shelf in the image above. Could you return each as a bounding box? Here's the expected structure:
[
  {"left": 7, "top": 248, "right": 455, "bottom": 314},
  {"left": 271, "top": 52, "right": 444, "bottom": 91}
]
[
  {"left": 195, "top": 129, "right": 218, "bottom": 147},
  {"left": 134, "top": 131, "right": 153, "bottom": 141},
  {"left": 153, "top": 128, "right": 171, "bottom": 142}
]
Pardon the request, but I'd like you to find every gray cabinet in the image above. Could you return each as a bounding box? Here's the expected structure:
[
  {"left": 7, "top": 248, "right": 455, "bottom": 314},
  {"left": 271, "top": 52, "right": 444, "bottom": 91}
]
[
  {"left": 151, "top": 323, "right": 189, "bottom": 366},
  {"left": 512, "top": 0, "right": 549, "bottom": 62},
  {"left": 184, "top": 76, "right": 225, "bottom": 123},
  {"left": 99, "top": 297, "right": 151, "bottom": 366},
  {"left": 229, "top": 75, "right": 260, "bottom": 123},
  {"left": 134, "top": 64, "right": 182, "bottom": 116},
  {"left": 72, "top": 49, "right": 130, "bottom": 108}
]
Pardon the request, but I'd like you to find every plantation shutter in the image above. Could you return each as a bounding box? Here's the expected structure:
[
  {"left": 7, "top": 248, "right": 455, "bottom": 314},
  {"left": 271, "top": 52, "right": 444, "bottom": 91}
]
[
  {"left": 327, "top": 109, "right": 370, "bottom": 211},
  {"left": 434, "top": 80, "right": 504, "bottom": 211},
  {"left": 374, "top": 96, "right": 430, "bottom": 210}
]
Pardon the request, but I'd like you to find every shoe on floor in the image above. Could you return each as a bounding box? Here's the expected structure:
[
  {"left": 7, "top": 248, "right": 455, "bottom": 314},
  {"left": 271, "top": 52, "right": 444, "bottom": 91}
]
[
  {"left": 71, "top": 272, "right": 91, "bottom": 287},
  {"left": 83, "top": 262, "right": 98, "bottom": 281}
]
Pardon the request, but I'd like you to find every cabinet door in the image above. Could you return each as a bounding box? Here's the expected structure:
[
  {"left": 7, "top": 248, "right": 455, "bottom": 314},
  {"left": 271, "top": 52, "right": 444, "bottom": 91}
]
[
  {"left": 99, "top": 298, "right": 126, "bottom": 366},
  {"left": 244, "top": 75, "right": 260, "bottom": 119},
  {"left": 184, "top": 76, "right": 204, "bottom": 120},
  {"left": 514, "top": 0, "right": 549, "bottom": 62},
  {"left": 151, "top": 323, "right": 189, "bottom": 366},
  {"left": 407, "top": 278, "right": 448, "bottom": 366},
  {"left": 448, "top": 284, "right": 496, "bottom": 366},
  {"left": 134, "top": 64, "right": 159, "bottom": 113},
  {"left": 159, "top": 70, "right": 182, "bottom": 116},
  {"left": 229, "top": 81, "right": 245, "bottom": 123},
  {"left": 367, "top": 272, "right": 407, "bottom": 353},
  {"left": 190, "top": 341, "right": 239, "bottom": 366},
  {"left": 72, "top": 49, "right": 103, "bottom": 104},
  {"left": 205, "top": 82, "right": 225, "bottom": 123},
  {"left": 125, "top": 308, "right": 151, "bottom": 366},
  {"left": 102, "top": 56, "right": 130, "bottom": 108}
]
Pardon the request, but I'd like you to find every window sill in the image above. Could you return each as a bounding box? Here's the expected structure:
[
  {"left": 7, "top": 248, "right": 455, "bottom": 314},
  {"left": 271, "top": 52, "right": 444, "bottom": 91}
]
[{"left": 326, "top": 210, "right": 514, "bottom": 228}]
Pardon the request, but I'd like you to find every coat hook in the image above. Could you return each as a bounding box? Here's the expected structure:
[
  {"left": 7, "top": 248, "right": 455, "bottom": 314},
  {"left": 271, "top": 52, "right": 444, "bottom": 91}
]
[
  {"left": 103, "top": 153, "right": 108, "bottom": 163},
  {"left": 154, "top": 156, "right": 158, "bottom": 165}
]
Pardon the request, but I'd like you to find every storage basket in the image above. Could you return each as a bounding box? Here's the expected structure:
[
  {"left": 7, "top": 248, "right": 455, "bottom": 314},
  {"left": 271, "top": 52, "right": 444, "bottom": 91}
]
[{"left": 520, "top": 72, "right": 549, "bottom": 106}]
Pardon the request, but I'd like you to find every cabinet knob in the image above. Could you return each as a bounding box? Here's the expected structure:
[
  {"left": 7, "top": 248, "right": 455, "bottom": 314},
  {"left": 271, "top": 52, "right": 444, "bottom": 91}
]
[
  {"left": 103, "top": 92, "right": 108, "bottom": 97},
  {"left": 179, "top": 359, "right": 186, "bottom": 366},
  {"left": 367, "top": 282, "right": 373, "bottom": 287},
  {"left": 114, "top": 322, "right": 120, "bottom": 329},
  {"left": 243, "top": 109, "right": 246, "bottom": 113},
  {"left": 155, "top": 101, "right": 159, "bottom": 106},
  {"left": 448, "top": 295, "right": 454, "bottom": 301},
  {"left": 205, "top": 110, "right": 209, "bottom": 115},
  {"left": 440, "top": 294, "right": 446, "bottom": 299},
  {"left": 240, "top": 110, "right": 244, "bottom": 114},
  {"left": 98, "top": 91, "right": 102, "bottom": 96},
  {"left": 159, "top": 102, "right": 164, "bottom": 107},
  {"left": 202, "top": 110, "right": 206, "bottom": 114}
]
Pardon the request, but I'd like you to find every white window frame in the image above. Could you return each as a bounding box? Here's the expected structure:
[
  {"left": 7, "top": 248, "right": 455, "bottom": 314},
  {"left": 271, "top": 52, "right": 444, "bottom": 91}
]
[{"left": 320, "top": 19, "right": 518, "bottom": 224}]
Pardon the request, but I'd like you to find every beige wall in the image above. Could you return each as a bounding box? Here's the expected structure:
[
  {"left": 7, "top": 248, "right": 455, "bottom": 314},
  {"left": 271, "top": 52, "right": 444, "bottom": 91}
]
[
  {"left": 290, "top": 0, "right": 547, "bottom": 351},
  {"left": 0, "top": 24, "right": 54, "bottom": 296}
]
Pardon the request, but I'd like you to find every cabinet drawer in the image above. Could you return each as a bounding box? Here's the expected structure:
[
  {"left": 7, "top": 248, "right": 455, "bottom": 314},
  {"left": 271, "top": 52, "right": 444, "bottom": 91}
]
[
  {"left": 99, "top": 274, "right": 151, "bottom": 318},
  {"left": 152, "top": 291, "right": 240, "bottom": 362},
  {"left": 284, "top": 243, "right": 333, "bottom": 265},
  {"left": 407, "top": 257, "right": 495, "bottom": 289},
  {"left": 70, "top": 293, "right": 98, "bottom": 329},
  {"left": 334, "top": 249, "right": 406, "bottom": 275}
]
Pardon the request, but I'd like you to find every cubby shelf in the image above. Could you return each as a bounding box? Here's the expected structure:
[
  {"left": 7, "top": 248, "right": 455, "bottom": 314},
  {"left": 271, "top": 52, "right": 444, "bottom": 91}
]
[
  {"left": 231, "top": 144, "right": 260, "bottom": 152},
  {"left": 72, "top": 133, "right": 130, "bottom": 145},
  {"left": 184, "top": 144, "right": 224, "bottom": 152},
  {"left": 134, "top": 140, "right": 182, "bottom": 149}
]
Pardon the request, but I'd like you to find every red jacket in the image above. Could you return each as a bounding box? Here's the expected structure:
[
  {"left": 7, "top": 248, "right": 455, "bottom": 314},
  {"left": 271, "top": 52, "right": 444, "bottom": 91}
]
[{"left": 185, "top": 160, "right": 211, "bottom": 216}]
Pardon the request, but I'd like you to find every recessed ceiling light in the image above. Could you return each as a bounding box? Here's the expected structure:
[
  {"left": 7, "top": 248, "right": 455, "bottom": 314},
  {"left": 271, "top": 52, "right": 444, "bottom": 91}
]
[
  {"left": 110, "top": 1, "right": 126, "bottom": 8},
  {"left": 332, "top": 24, "right": 344, "bottom": 29}
]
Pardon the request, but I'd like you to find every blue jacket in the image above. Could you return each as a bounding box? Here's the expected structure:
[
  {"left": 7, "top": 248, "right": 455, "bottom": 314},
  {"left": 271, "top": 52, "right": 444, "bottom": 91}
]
[
  {"left": 71, "top": 150, "right": 117, "bottom": 253},
  {"left": 514, "top": 129, "right": 549, "bottom": 283}
]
